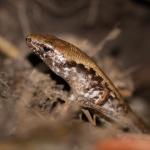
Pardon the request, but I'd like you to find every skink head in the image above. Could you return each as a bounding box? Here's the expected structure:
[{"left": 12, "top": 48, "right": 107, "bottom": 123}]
[
  {"left": 26, "top": 33, "right": 73, "bottom": 56},
  {"left": 26, "top": 34, "right": 69, "bottom": 68},
  {"left": 26, "top": 34, "right": 58, "bottom": 56},
  {"left": 26, "top": 34, "right": 98, "bottom": 72}
]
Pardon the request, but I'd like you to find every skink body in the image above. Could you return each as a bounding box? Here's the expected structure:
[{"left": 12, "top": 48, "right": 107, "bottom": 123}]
[{"left": 26, "top": 34, "right": 147, "bottom": 133}]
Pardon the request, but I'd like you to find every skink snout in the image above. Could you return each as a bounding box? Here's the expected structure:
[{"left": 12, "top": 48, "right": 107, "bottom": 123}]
[
  {"left": 26, "top": 36, "right": 32, "bottom": 44},
  {"left": 26, "top": 35, "right": 36, "bottom": 52}
]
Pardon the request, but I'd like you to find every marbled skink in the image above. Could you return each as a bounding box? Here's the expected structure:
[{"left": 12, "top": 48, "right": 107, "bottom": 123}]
[{"left": 26, "top": 34, "right": 147, "bottom": 133}]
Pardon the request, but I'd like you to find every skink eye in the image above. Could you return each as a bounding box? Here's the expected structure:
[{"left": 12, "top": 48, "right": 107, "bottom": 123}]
[
  {"left": 43, "top": 46, "right": 50, "bottom": 52},
  {"left": 43, "top": 45, "right": 54, "bottom": 53}
]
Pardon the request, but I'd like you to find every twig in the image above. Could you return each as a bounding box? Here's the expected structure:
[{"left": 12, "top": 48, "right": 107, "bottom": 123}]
[
  {"left": 92, "top": 27, "right": 121, "bottom": 57},
  {"left": 0, "top": 36, "right": 20, "bottom": 59}
]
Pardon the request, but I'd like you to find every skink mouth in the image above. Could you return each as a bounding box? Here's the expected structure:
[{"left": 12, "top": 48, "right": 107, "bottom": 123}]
[
  {"left": 26, "top": 36, "right": 39, "bottom": 52},
  {"left": 26, "top": 36, "right": 31, "bottom": 43},
  {"left": 26, "top": 36, "right": 34, "bottom": 50},
  {"left": 26, "top": 38, "right": 45, "bottom": 59}
]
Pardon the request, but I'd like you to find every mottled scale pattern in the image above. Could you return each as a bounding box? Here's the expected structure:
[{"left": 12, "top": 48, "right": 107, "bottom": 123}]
[{"left": 44, "top": 50, "right": 109, "bottom": 104}]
